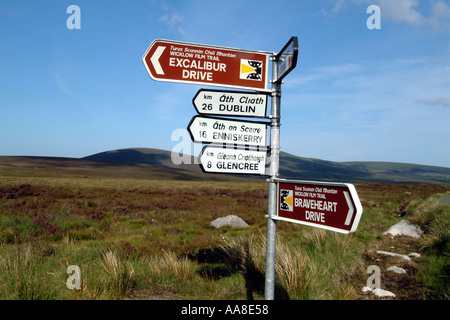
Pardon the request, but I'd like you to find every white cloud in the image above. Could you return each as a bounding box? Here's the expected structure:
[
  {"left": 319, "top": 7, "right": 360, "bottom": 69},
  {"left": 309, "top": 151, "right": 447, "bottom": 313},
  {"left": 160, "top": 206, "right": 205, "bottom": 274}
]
[
  {"left": 416, "top": 97, "right": 450, "bottom": 107},
  {"left": 427, "top": 0, "right": 450, "bottom": 30},
  {"left": 323, "top": 0, "right": 450, "bottom": 29},
  {"left": 158, "top": 5, "right": 186, "bottom": 35},
  {"left": 430, "top": 0, "right": 450, "bottom": 19},
  {"left": 376, "top": 0, "right": 450, "bottom": 29},
  {"left": 320, "top": 0, "right": 364, "bottom": 15},
  {"left": 329, "top": 0, "right": 353, "bottom": 14},
  {"left": 325, "top": 0, "right": 423, "bottom": 23},
  {"left": 375, "top": 0, "right": 423, "bottom": 24},
  {"left": 53, "top": 73, "right": 72, "bottom": 96}
]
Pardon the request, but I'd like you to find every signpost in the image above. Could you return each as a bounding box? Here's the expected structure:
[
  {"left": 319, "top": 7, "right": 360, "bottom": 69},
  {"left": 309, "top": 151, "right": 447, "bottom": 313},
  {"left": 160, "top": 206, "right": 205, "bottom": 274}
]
[
  {"left": 143, "top": 39, "right": 271, "bottom": 91},
  {"left": 142, "top": 36, "right": 363, "bottom": 301},
  {"left": 199, "top": 146, "right": 267, "bottom": 175},
  {"left": 193, "top": 89, "right": 268, "bottom": 118},
  {"left": 187, "top": 115, "right": 267, "bottom": 147},
  {"left": 275, "top": 179, "right": 363, "bottom": 234}
]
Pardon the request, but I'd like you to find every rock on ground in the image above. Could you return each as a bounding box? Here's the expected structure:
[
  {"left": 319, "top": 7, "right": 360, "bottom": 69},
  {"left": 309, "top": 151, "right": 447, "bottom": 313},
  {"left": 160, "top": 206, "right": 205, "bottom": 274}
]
[
  {"left": 210, "top": 215, "right": 249, "bottom": 228},
  {"left": 383, "top": 220, "right": 423, "bottom": 239},
  {"left": 362, "top": 287, "right": 396, "bottom": 298},
  {"left": 372, "top": 288, "right": 396, "bottom": 298},
  {"left": 408, "top": 252, "right": 421, "bottom": 259},
  {"left": 362, "top": 286, "right": 373, "bottom": 293},
  {"left": 377, "top": 250, "right": 412, "bottom": 261},
  {"left": 387, "top": 266, "right": 407, "bottom": 274}
]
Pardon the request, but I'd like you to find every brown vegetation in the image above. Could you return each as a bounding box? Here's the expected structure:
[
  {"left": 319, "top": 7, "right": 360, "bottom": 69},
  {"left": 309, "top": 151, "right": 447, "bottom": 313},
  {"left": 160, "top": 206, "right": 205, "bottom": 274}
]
[{"left": 0, "top": 173, "right": 448, "bottom": 299}]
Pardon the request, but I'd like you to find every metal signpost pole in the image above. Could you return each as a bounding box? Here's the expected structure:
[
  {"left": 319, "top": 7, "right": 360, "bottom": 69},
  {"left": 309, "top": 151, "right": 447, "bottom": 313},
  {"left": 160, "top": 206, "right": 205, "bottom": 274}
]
[
  {"left": 264, "top": 55, "right": 281, "bottom": 300},
  {"left": 264, "top": 36, "right": 298, "bottom": 300}
]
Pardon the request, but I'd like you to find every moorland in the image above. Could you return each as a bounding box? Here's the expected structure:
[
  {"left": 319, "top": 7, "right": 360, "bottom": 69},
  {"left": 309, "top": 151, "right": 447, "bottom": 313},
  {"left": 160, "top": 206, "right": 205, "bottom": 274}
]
[{"left": 0, "top": 149, "right": 448, "bottom": 300}]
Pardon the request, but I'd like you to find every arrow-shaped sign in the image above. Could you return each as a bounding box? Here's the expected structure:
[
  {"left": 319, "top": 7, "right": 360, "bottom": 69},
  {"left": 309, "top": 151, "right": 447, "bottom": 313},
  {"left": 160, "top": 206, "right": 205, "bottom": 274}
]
[
  {"left": 192, "top": 89, "right": 268, "bottom": 118},
  {"left": 187, "top": 115, "right": 267, "bottom": 147},
  {"left": 199, "top": 145, "right": 267, "bottom": 175},
  {"left": 274, "top": 179, "right": 363, "bottom": 234},
  {"left": 142, "top": 39, "right": 271, "bottom": 91}
]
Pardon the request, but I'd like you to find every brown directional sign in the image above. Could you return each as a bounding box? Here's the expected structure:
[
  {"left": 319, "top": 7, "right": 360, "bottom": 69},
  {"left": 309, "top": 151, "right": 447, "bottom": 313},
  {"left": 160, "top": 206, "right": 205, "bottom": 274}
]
[
  {"left": 275, "top": 179, "right": 363, "bottom": 234},
  {"left": 142, "top": 39, "right": 271, "bottom": 91}
]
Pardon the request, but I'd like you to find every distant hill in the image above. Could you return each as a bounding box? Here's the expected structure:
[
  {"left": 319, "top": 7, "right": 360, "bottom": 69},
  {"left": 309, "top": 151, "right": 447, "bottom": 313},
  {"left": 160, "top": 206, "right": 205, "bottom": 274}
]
[
  {"left": 278, "top": 152, "right": 450, "bottom": 185},
  {"left": 1, "top": 148, "right": 448, "bottom": 185},
  {"left": 0, "top": 152, "right": 249, "bottom": 182},
  {"left": 83, "top": 147, "right": 200, "bottom": 172},
  {"left": 83, "top": 147, "right": 450, "bottom": 185}
]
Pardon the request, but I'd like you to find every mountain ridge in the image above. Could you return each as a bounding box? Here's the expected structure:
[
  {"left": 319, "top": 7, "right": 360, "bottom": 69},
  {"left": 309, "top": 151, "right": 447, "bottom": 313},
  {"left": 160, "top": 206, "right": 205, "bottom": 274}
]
[
  {"left": 0, "top": 147, "right": 448, "bottom": 185},
  {"left": 82, "top": 147, "right": 450, "bottom": 185}
]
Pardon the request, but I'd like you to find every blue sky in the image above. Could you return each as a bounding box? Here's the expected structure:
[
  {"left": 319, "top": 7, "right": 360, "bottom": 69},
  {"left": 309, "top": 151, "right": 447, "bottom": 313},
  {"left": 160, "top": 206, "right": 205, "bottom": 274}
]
[{"left": 1, "top": 0, "right": 449, "bottom": 167}]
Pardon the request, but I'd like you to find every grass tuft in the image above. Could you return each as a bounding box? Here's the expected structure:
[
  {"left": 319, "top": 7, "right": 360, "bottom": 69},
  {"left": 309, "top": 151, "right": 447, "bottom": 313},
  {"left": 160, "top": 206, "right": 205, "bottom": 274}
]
[{"left": 101, "top": 249, "right": 135, "bottom": 299}]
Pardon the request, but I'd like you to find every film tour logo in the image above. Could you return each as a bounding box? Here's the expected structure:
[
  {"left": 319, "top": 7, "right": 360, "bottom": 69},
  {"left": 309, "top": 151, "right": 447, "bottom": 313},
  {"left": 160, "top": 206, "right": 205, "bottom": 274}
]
[
  {"left": 240, "top": 59, "right": 263, "bottom": 81},
  {"left": 280, "top": 189, "right": 293, "bottom": 212}
]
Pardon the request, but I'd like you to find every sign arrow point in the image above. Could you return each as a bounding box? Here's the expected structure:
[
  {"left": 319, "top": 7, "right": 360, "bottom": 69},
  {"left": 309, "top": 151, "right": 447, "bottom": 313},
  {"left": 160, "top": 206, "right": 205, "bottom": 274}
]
[
  {"left": 151, "top": 46, "right": 165, "bottom": 75},
  {"left": 344, "top": 191, "right": 354, "bottom": 226}
]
